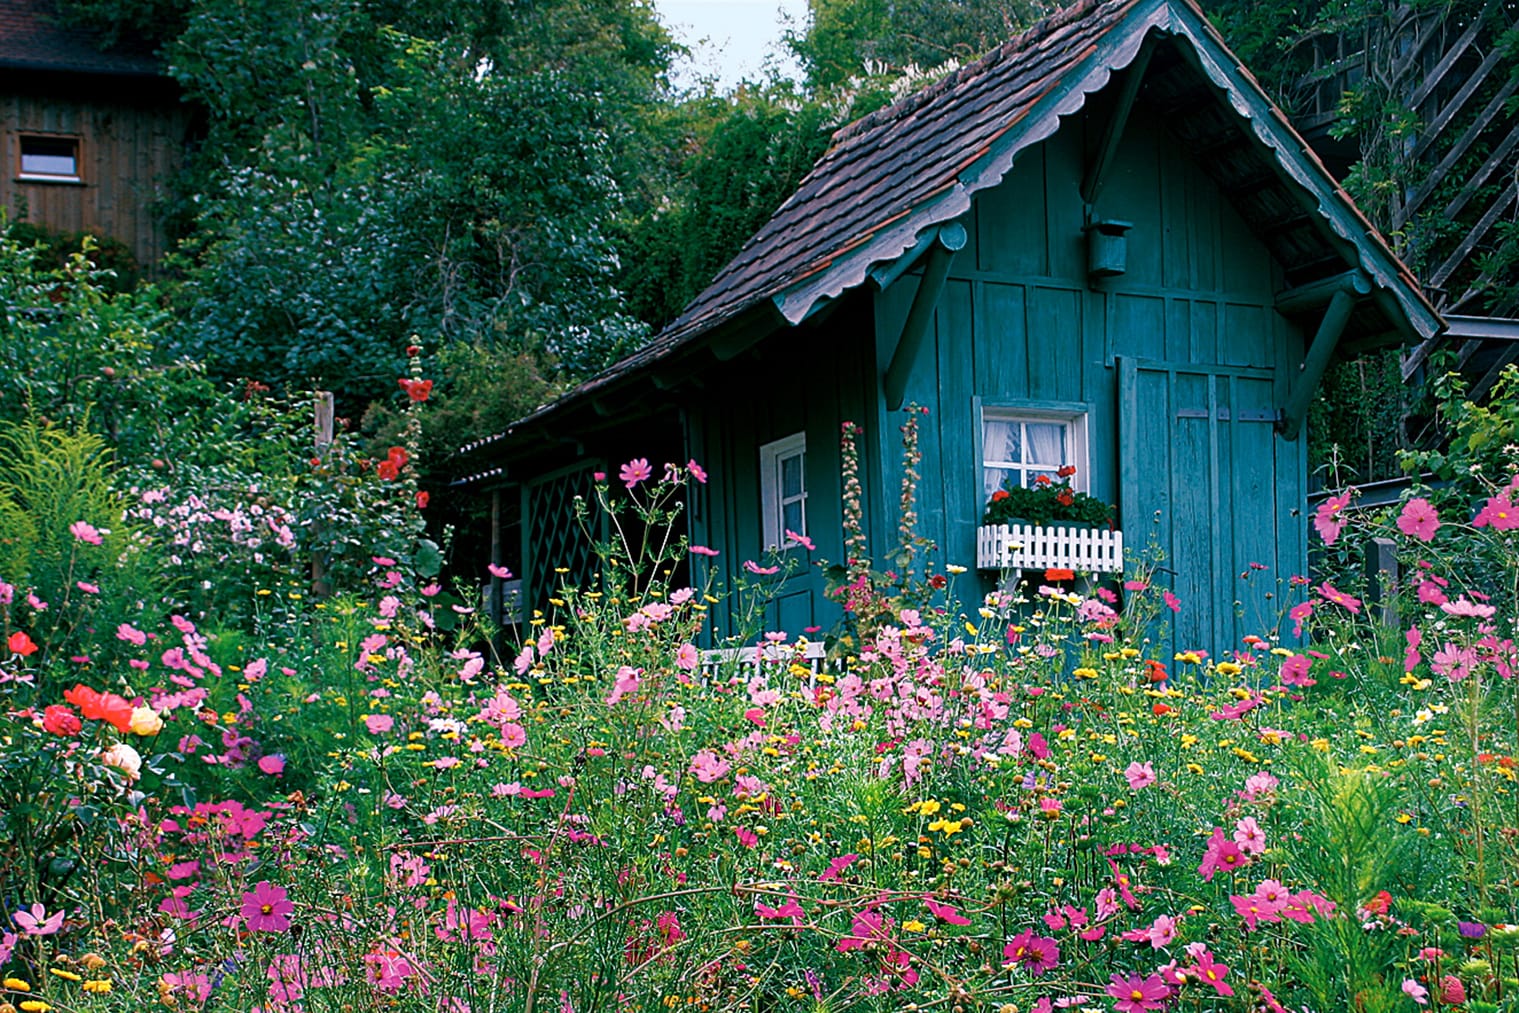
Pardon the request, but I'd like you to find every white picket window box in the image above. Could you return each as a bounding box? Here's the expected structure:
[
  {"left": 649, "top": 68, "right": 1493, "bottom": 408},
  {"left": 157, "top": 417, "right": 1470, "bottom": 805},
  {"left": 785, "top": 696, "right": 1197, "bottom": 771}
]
[{"left": 976, "top": 523, "right": 1124, "bottom": 574}]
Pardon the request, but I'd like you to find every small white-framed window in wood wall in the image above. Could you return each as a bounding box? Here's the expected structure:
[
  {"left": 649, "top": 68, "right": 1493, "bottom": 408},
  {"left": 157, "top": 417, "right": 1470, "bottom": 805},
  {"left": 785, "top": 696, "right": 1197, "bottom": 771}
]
[
  {"left": 759, "top": 432, "right": 807, "bottom": 549},
  {"left": 980, "top": 406, "right": 1089, "bottom": 502},
  {"left": 18, "top": 134, "right": 82, "bottom": 182}
]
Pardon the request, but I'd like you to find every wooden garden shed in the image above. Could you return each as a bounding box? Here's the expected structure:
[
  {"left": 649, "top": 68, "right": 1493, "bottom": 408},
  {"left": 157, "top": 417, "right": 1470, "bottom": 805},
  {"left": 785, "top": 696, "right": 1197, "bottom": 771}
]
[
  {"left": 0, "top": 0, "right": 189, "bottom": 272},
  {"left": 466, "top": 0, "right": 1442, "bottom": 658}
]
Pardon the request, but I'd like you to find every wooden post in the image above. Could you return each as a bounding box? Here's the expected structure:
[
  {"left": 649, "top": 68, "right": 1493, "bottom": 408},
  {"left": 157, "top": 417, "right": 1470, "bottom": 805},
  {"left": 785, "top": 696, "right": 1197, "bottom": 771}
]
[
  {"left": 489, "top": 488, "right": 505, "bottom": 665},
  {"left": 1364, "top": 536, "right": 1399, "bottom": 628},
  {"left": 314, "top": 391, "right": 334, "bottom": 449},
  {"left": 311, "top": 392, "right": 335, "bottom": 597}
]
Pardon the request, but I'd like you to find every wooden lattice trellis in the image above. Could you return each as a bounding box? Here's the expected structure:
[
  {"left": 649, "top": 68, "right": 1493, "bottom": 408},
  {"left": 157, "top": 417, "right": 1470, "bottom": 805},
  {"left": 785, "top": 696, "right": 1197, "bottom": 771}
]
[{"left": 523, "top": 464, "right": 603, "bottom": 618}]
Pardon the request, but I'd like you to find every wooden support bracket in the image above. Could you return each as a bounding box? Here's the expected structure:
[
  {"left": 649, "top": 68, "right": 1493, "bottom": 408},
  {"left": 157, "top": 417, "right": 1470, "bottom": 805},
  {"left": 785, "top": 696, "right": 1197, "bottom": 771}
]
[
  {"left": 1278, "top": 286, "right": 1357, "bottom": 441},
  {"left": 1274, "top": 269, "right": 1371, "bottom": 315},
  {"left": 1082, "top": 42, "right": 1153, "bottom": 210},
  {"left": 882, "top": 222, "right": 967, "bottom": 411}
]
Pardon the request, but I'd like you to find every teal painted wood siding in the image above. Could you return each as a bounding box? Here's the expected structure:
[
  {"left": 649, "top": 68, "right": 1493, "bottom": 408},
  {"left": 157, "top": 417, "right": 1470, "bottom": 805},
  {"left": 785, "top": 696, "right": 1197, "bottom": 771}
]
[
  {"left": 684, "top": 306, "right": 881, "bottom": 642},
  {"left": 872, "top": 101, "right": 1310, "bottom": 657}
]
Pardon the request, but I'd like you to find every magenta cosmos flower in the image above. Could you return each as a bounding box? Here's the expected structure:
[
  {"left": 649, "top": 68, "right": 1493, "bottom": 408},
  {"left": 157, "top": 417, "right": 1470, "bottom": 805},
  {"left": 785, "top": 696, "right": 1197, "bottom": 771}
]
[
  {"left": 1107, "top": 972, "right": 1172, "bottom": 1013},
  {"left": 240, "top": 880, "right": 295, "bottom": 932},
  {"left": 618, "top": 458, "right": 652, "bottom": 489},
  {"left": 1396, "top": 498, "right": 1441, "bottom": 542}
]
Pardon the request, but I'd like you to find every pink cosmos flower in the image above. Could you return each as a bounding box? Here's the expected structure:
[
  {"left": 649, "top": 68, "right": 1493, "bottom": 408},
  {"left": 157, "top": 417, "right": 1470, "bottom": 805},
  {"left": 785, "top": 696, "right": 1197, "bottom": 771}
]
[
  {"left": 1280, "top": 653, "right": 1315, "bottom": 687},
  {"left": 1233, "top": 816, "right": 1266, "bottom": 855},
  {"left": 743, "top": 560, "right": 780, "bottom": 575},
  {"left": 1198, "top": 827, "right": 1248, "bottom": 881},
  {"left": 687, "top": 459, "right": 708, "bottom": 483},
  {"left": 240, "top": 881, "right": 294, "bottom": 932},
  {"left": 689, "top": 749, "right": 731, "bottom": 783},
  {"left": 785, "top": 529, "right": 815, "bottom": 551},
  {"left": 1473, "top": 495, "right": 1518, "bottom": 530},
  {"left": 924, "top": 897, "right": 972, "bottom": 926},
  {"left": 675, "top": 643, "right": 700, "bottom": 671},
  {"left": 1431, "top": 642, "right": 1476, "bottom": 681},
  {"left": 689, "top": 544, "right": 719, "bottom": 557},
  {"left": 818, "top": 853, "right": 858, "bottom": 882},
  {"left": 1123, "top": 761, "right": 1156, "bottom": 790},
  {"left": 1397, "top": 498, "right": 1441, "bottom": 541},
  {"left": 755, "top": 895, "right": 805, "bottom": 925},
  {"left": 487, "top": 563, "right": 512, "bottom": 579},
  {"left": 365, "top": 714, "right": 395, "bottom": 734},
  {"left": 1318, "top": 582, "right": 1362, "bottom": 614},
  {"left": 1163, "top": 591, "right": 1181, "bottom": 613},
  {"left": 1405, "top": 626, "right": 1423, "bottom": 672},
  {"left": 1107, "top": 972, "right": 1172, "bottom": 1013},
  {"left": 1442, "top": 597, "right": 1496, "bottom": 618},
  {"left": 69, "top": 520, "right": 103, "bottom": 545},
  {"left": 258, "top": 754, "right": 286, "bottom": 776},
  {"left": 1003, "top": 929, "right": 1060, "bottom": 975},
  {"left": 13, "top": 902, "right": 65, "bottom": 936},
  {"left": 1146, "top": 914, "right": 1178, "bottom": 948},
  {"left": 619, "top": 458, "right": 652, "bottom": 489},
  {"left": 1313, "top": 491, "right": 1352, "bottom": 544},
  {"left": 116, "top": 623, "right": 148, "bottom": 646},
  {"left": 1402, "top": 979, "right": 1428, "bottom": 1005},
  {"left": 605, "top": 665, "right": 642, "bottom": 706},
  {"left": 1190, "top": 951, "right": 1233, "bottom": 996}
]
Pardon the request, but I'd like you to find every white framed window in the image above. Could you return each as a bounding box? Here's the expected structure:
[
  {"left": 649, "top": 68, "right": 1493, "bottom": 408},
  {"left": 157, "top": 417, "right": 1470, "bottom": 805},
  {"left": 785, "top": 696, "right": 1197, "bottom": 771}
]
[
  {"left": 980, "top": 405, "right": 1088, "bottom": 502},
  {"left": 18, "top": 135, "right": 81, "bottom": 182},
  {"left": 759, "top": 432, "right": 806, "bottom": 549}
]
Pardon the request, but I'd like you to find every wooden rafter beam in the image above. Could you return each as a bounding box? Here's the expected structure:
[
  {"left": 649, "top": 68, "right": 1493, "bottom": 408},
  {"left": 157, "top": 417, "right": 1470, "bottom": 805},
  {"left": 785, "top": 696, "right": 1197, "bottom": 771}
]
[
  {"left": 1081, "top": 42, "right": 1153, "bottom": 209},
  {"left": 1279, "top": 286, "right": 1358, "bottom": 441},
  {"left": 882, "top": 222, "right": 966, "bottom": 411}
]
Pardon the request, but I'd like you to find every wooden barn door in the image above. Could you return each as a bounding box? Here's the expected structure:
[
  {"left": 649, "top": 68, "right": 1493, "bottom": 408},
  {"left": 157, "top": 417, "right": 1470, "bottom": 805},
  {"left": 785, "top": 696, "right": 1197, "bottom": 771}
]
[{"left": 1118, "top": 358, "right": 1303, "bottom": 661}]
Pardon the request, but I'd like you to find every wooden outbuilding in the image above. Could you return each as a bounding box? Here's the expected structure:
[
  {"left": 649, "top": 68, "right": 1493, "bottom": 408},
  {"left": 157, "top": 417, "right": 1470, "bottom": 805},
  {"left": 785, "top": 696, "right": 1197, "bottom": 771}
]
[
  {"left": 0, "top": 0, "right": 188, "bottom": 272},
  {"left": 465, "top": 0, "right": 1443, "bottom": 658}
]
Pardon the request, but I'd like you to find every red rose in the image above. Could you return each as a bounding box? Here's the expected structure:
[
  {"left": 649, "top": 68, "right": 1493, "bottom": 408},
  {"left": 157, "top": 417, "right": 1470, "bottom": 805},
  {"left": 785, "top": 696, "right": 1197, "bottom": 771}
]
[{"left": 42, "top": 704, "right": 82, "bottom": 736}]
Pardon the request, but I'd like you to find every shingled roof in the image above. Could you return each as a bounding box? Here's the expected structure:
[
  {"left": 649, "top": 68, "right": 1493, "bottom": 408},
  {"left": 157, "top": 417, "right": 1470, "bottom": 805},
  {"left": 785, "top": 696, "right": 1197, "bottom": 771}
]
[
  {"left": 0, "top": 0, "right": 161, "bottom": 77},
  {"left": 464, "top": 0, "right": 1442, "bottom": 458}
]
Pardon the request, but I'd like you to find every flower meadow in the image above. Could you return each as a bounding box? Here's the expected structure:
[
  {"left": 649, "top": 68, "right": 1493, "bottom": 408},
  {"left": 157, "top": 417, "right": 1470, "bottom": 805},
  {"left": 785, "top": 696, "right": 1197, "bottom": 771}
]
[{"left": 3, "top": 403, "right": 1519, "bottom": 1013}]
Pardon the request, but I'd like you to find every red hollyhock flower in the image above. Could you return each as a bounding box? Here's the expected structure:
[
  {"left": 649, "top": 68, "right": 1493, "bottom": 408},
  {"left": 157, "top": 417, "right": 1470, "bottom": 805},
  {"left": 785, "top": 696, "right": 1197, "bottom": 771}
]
[
  {"left": 8, "top": 630, "right": 38, "bottom": 656},
  {"left": 42, "top": 704, "right": 82, "bottom": 736},
  {"left": 415, "top": 491, "right": 430, "bottom": 509},
  {"left": 376, "top": 460, "right": 400, "bottom": 481},
  {"left": 398, "top": 378, "right": 433, "bottom": 402},
  {"left": 387, "top": 446, "right": 409, "bottom": 468}
]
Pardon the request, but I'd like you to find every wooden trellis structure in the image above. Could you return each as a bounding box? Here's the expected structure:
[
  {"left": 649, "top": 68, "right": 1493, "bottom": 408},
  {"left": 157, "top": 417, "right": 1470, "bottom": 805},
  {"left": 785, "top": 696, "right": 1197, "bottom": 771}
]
[{"left": 1282, "top": 1, "right": 1519, "bottom": 398}]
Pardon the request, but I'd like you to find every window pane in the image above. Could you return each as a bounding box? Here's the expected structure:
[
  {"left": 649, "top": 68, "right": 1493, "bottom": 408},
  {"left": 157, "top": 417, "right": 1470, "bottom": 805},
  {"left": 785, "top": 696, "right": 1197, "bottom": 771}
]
[
  {"left": 780, "top": 453, "right": 803, "bottom": 498},
  {"left": 782, "top": 500, "right": 803, "bottom": 536},
  {"left": 982, "top": 420, "right": 1020, "bottom": 465},
  {"left": 1024, "top": 423, "right": 1066, "bottom": 465},
  {"left": 983, "top": 464, "right": 1017, "bottom": 501},
  {"left": 21, "top": 138, "right": 77, "bottom": 176}
]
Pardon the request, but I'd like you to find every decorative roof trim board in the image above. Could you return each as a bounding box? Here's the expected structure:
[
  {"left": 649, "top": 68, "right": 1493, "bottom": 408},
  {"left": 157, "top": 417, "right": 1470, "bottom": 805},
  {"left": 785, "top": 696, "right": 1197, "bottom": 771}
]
[{"left": 1164, "top": 0, "right": 1443, "bottom": 341}]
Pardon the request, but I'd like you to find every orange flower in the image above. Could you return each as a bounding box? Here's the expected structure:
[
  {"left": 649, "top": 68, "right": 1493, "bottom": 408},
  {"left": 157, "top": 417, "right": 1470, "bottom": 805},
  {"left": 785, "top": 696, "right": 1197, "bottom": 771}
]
[
  {"left": 398, "top": 378, "right": 433, "bottom": 402},
  {"left": 8, "top": 630, "right": 38, "bottom": 656},
  {"left": 1044, "top": 568, "right": 1075, "bottom": 581},
  {"left": 63, "top": 684, "right": 135, "bottom": 734}
]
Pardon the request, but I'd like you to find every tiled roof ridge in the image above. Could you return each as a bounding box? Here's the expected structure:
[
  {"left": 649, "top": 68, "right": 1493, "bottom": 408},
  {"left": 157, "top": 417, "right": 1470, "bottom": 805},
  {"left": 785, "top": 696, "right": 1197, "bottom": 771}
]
[{"left": 828, "top": 0, "right": 1109, "bottom": 147}]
